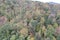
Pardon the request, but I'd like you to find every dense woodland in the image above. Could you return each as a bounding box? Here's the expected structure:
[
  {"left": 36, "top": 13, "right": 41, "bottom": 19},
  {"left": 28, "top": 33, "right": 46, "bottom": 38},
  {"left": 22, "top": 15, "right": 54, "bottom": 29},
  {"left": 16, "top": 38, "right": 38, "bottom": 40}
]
[{"left": 0, "top": 0, "right": 60, "bottom": 40}]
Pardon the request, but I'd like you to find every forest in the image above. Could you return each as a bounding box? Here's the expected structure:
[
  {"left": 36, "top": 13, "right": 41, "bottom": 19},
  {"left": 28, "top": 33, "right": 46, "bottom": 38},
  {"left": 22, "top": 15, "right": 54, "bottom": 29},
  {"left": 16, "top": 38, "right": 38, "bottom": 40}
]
[{"left": 0, "top": 0, "right": 60, "bottom": 40}]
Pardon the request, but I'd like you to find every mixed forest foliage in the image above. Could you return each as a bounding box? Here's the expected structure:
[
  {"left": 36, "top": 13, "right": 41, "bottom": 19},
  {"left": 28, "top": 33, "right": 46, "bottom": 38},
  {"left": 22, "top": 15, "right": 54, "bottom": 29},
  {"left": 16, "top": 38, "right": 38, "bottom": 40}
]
[{"left": 0, "top": 0, "right": 60, "bottom": 40}]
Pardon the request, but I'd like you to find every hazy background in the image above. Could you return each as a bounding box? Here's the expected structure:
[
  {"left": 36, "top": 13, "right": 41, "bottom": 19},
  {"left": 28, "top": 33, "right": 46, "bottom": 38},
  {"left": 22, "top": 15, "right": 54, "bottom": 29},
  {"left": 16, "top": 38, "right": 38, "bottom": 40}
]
[{"left": 32, "top": 0, "right": 60, "bottom": 3}]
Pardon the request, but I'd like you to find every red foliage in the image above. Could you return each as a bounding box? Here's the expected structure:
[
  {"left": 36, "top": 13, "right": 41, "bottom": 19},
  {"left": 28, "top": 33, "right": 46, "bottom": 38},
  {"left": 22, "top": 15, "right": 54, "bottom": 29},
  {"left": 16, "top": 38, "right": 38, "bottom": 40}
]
[
  {"left": 55, "top": 27, "right": 60, "bottom": 35},
  {"left": 0, "top": 16, "right": 7, "bottom": 25}
]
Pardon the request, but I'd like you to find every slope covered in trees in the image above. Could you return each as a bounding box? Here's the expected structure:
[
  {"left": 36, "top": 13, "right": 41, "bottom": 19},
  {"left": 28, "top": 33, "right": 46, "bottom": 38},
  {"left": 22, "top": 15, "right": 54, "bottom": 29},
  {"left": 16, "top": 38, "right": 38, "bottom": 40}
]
[{"left": 0, "top": 0, "right": 60, "bottom": 40}]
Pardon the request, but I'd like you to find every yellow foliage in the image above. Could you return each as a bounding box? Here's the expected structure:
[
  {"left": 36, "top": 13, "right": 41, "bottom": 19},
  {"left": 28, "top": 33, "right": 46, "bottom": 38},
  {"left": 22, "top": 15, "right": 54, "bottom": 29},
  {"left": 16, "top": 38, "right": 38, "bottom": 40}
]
[
  {"left": 27, "top": 35, "right": 35, "bottom": 40},
  {"left": 20, "top": 28, "right": 28, "bottom": 36},
  {"left": 41, "top": 26, "right": 47, "bottom": 36},
  {"left": 30, "top": 37, "right": 35, "bottom": 40},
  {"left": 52, "top": 36, "right": 56, "bottom": 40},
  {"left": 42, "top": 26, "right": 46, "bottom": 32}
]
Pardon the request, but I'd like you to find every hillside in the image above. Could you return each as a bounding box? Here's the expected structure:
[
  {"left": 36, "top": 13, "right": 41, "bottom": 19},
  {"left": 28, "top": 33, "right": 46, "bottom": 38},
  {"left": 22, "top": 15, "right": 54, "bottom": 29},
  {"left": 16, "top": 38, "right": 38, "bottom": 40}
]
[{"left": 0, "top": 0, "right": 60, "bottom": 40}]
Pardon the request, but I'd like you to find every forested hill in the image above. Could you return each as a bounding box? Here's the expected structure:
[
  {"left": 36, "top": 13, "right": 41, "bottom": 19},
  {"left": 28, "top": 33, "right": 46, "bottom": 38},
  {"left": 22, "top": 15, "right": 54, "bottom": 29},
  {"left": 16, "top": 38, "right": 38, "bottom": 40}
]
[{"left": 0, "top": 0, "right": 60, "bottom": 40}]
